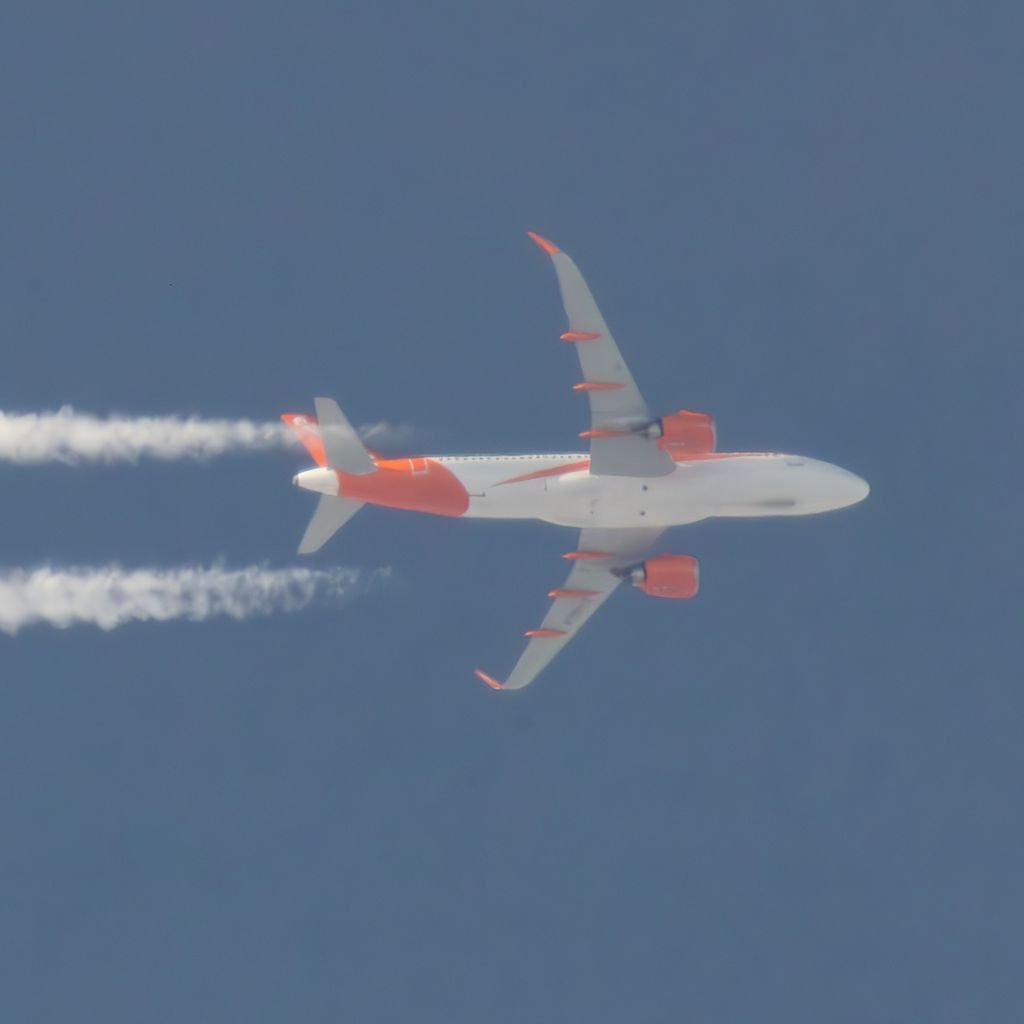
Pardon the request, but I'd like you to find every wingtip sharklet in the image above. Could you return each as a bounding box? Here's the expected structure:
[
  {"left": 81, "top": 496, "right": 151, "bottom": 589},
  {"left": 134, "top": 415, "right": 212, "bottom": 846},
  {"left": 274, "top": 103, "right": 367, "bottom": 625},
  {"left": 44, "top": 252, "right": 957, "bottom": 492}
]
[
  {"left": 474, "top": 668, "right": 505, "bottom": 691},
  {"left": 526, "top": 230, "right": 560, "bottom": 255}
]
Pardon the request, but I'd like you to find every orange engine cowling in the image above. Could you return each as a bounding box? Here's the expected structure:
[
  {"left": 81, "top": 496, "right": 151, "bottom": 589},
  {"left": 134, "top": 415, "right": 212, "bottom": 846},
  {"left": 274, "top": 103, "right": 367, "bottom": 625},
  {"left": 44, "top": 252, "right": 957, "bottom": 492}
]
[
  {"left": 655, "top": 410, "right": 715, "bottom": 454},
  {"left": 634, "top": 554, "right": 699, "bottom": 599}
]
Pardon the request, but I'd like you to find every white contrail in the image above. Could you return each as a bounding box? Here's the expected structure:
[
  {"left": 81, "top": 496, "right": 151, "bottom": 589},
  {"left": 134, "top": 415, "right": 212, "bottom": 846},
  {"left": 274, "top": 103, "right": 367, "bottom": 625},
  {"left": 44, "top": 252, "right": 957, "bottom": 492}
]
[
  {"left": 0, "top": 564, "right": 383, "bottom": 635},
  {"left": 357, "top": 420, "right": 416, "bottom": 447},
  {"left": 0, "top": 408, "right": 413, "bottom": 464}
]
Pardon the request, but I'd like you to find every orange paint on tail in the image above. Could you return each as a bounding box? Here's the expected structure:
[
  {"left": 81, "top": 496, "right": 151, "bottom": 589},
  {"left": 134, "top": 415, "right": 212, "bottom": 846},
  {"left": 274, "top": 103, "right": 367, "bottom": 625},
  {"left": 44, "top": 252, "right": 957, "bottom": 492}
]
[{"left": 281, "top": 414, "right": 327, "bottom": 467}]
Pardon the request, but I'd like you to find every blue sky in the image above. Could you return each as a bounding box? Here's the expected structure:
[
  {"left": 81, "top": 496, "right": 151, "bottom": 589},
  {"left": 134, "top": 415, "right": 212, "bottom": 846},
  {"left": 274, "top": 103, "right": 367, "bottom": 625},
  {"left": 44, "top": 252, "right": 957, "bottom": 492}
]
[{"left": 1, "top": 2, "right": 1021, "bottom": 1020}]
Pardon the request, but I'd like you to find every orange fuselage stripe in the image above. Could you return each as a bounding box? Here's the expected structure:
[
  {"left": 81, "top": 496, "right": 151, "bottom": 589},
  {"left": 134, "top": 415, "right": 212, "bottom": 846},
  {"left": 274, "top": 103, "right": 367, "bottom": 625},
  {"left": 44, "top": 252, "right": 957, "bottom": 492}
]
[{"left": 494, "top": 460, "right": 591, "bottom": 486}]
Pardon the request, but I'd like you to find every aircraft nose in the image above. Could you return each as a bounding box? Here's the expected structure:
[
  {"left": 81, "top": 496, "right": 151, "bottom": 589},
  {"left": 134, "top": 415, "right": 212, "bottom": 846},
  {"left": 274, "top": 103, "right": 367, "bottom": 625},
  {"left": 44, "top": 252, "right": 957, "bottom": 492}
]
[{"left": 840, "top": 469, "right": 870, "bottom": 506}]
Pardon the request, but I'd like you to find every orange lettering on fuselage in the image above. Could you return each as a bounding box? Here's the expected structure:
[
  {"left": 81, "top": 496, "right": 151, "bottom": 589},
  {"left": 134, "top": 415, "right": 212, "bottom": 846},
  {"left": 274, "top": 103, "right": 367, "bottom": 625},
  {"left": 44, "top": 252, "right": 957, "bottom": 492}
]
[{"left": 337, "top": 458, "right": 469, "bottom": 517}]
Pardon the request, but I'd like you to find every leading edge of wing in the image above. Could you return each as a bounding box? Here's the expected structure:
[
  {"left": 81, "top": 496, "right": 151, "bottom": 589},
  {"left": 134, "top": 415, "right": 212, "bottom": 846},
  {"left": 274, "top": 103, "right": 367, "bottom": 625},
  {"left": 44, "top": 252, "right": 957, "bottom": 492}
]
[{"left": 526, "top": 231, "right": 674, "bottom": 479}]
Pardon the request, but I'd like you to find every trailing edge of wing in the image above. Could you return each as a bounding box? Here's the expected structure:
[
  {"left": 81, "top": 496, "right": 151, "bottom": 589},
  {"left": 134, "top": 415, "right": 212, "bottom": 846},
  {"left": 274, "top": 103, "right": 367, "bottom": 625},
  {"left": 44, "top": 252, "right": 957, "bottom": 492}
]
[{"left": 527, "top": 232, "right": 674, "bottom": 478}]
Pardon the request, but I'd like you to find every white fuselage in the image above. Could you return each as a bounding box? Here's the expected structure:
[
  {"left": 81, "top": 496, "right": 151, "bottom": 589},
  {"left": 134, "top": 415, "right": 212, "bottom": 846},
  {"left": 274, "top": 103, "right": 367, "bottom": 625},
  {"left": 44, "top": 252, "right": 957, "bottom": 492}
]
[
  {"left": 442, "top": 452, "right": 869, "bottom": 527},
  {"left": 295, "top": 451, "right": 870, "bottom": 527}
]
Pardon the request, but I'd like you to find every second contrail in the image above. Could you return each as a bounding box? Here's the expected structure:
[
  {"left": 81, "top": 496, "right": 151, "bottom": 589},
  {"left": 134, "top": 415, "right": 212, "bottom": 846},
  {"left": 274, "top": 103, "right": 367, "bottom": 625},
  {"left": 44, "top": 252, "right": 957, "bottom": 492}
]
[{"left": 0, "top": 564, "right": 385, "bottom": 636}]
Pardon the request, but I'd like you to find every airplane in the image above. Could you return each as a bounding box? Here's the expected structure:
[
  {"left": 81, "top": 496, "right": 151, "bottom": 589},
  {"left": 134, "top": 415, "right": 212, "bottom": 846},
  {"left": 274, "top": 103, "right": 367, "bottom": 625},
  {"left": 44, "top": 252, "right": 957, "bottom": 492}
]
[{"left": 283, "top": 232, "right": 869, "bottom": 691}]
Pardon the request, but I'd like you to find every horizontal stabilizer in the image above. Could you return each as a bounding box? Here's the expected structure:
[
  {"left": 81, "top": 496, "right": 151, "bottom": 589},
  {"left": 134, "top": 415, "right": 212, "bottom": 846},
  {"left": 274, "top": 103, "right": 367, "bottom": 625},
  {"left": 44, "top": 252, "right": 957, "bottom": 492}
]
[{"left": 298, "top": 495, "right": 364, "bottom": 554}]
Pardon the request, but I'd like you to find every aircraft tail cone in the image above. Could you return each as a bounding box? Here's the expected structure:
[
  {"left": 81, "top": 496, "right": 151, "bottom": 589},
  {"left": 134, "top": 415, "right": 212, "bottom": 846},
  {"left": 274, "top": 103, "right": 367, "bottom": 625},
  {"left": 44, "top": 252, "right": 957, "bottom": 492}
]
[{"left": 285, "top": 396, "right": 375, "bottom": 554}]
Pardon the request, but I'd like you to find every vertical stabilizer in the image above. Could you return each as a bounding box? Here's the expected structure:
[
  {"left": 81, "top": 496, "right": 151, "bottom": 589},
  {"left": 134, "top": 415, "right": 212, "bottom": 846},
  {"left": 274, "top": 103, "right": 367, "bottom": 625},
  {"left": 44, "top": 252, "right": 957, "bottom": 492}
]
[{"left": 314, "top": 398, "right": 375, "bottom": 475}]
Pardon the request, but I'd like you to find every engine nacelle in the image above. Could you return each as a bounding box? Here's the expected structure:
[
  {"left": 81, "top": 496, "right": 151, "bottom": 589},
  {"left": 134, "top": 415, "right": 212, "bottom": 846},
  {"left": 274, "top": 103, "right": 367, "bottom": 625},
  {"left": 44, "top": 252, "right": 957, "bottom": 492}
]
[
  {"left": 631, "top": 554, "right": 699, "bottom": 599},
  {"left": 652, "top": 410, "right": 715, "bottom": 454}
]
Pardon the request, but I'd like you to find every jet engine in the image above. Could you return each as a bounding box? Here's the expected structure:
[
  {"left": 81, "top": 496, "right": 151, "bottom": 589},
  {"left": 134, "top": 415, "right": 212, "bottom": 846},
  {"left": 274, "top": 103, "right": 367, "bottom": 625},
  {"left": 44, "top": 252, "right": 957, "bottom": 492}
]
[
  {"left": 649, "top": 410, "right": 715, "bottom": 454},
  {"left": 626, "top": 554, "right": 699, "bottom": 599}
]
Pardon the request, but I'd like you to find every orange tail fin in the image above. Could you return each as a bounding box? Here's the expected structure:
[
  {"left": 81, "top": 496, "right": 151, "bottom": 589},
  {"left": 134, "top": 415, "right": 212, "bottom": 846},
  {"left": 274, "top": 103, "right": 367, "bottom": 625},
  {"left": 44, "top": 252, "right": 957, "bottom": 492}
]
[{"left": 281, "top": 414, "right": 327, "bottom": 467}]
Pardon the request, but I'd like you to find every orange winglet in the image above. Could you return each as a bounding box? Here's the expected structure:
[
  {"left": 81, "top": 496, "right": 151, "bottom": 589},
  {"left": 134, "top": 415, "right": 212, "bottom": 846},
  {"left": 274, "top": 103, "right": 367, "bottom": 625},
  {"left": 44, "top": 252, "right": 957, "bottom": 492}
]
[
  {"left": 527, "top": 231, "right": 560, "bottom": 255},
  {"left": 563, "top": 550, "right": 613, "bottom": 560},
  {"left": 474, "top": 668, "right": 504, "bottom": 691},
  {"left": 561, "top": 331, "right": 601, "bottom": 342},
  {"left": 524, "top": 628, "right": 567, "bottom": 638},
  {"left": 579, "top": 428, "right": 632, "bottom": 439},
  {"left": 573, "top": 381, "right": 624, "bottom": 392},
  {"left": 548, "top": 589, "right": 600, "bottom": 599}
]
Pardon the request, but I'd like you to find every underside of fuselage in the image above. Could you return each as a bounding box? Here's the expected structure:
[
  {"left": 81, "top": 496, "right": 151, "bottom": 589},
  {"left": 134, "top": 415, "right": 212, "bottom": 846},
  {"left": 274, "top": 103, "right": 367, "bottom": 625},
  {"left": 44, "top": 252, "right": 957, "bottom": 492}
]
[
  {"left": 293, "top": 451, "right": 869, "bottom": 529},
  {"left": 449, "top": 451, "right": 869, "bottom": 528}
]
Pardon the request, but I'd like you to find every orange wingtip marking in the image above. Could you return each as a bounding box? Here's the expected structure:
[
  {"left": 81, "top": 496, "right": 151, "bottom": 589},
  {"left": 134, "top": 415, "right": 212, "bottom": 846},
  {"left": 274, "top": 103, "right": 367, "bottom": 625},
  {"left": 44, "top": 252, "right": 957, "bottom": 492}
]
[
  {"left": 474, "top": 668, "right": 504, "bottom": 691},
  {"left": 524, "top": 628, "right": 567, "bottom": 638},
  {"left": 561, "top": 331, "right": 601, "bottom": 342},
  {"left": 573, "top": 381, "right": 624, "bottom": 392},
  {"left": 579, "top": 428, "right": 632, "bottom": 439},
  {"left": 563, "top": 550, "right": 613, "bottom": 560},
  {"left": 548, "top": 589, "right": 600, "bottom": 599},
  {"left": 526, "top": 230, "right": 560, "bottom": 255}
]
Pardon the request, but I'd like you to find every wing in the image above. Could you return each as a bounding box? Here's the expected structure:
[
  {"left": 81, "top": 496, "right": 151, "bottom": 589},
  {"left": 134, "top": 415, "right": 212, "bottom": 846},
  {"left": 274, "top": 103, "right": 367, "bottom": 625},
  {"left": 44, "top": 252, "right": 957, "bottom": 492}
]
[
  {"left": 528, "top": 232, "right": 674, "bottom": 479},
  {"left": 474, "top": 527, "right": 663, "bottom": 692}
]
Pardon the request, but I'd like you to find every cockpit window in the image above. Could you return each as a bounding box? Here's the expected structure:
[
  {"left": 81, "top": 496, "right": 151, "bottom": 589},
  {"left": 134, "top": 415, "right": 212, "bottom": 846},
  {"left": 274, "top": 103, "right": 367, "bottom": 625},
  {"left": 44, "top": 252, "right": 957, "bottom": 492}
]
[{"left": 786, "top": 458, "right": 805, "bottom": 467}]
